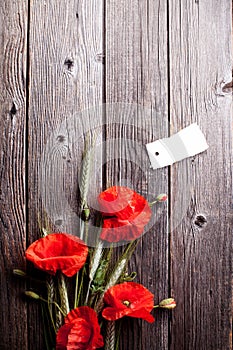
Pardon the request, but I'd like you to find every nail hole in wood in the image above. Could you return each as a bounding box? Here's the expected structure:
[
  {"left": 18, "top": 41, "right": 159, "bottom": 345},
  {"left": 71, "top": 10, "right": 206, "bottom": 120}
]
[
  {"left": 76, "top": 13, "right": 79, "bottom": 19},
  {"left": 194, "top": 214, "right": 207, "bottom": 228},
  {"left": 155, "top": 152, "right": 159, "bottom": 156},
  {"left": 95, "top": 53, "right": 105, "bottom": 64},
  {"left": 64, "top": 59, "right": 74, "bottom": 71},
  {"left": 57, "top": 135, "right": 65, "bottom": 142}
]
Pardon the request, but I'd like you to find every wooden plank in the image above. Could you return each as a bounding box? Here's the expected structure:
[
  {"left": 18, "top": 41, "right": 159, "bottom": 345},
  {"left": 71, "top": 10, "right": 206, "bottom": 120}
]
[
  {"left": 0, "top": 1, "right": 28, "bottom": 349},
  {"left": 169, "top": 1, "right": 232, "bottom": 349},
  {"left": 105, "top": 1, "right": 169, "bottom": 349},
  {"left": 28, "top": 0, "right": 104, "bottom": 348}
]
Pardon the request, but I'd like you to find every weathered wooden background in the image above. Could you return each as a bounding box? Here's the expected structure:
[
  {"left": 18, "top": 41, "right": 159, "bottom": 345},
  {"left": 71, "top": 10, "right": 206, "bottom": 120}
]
[{"left": 0, "top": 0, "right": 232, "bottom": 349}]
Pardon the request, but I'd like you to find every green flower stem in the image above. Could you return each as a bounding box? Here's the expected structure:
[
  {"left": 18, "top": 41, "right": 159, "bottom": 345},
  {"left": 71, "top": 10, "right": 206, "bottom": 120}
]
[
  {"left": 25, "top": 290, "right": 56, "bottom": 331},
  {"left": 13, "top": 270, "right": 46, "bottom": 285},
  {"left": 124, "top": 240, "right": 137, "bottom": 256},
  {"left": 149, "top": 194, "right": 167, "bottom": 206},
  {"left": 117, "top": 239, "right": 139, "bottom": 268},
  {"left": 41, "top": 303, "right": 56, "bottom": 350},
  {"left": 41, "top": 300, "right": 56, "bottom": 334},
  {"left": 115, "top": 321, "right": 122, "bottom": 350},
  {"left": 75, "top": 221, "right": 89, "bottom": 308},
  {"left": 76, "top": 265, "right": 86, "bottom": 306},
  {"left": 149, "top": 199, "right": 159, "bottom": 207},
  {"left": 25, "top": 290, "right": 66, "bottom": 320},
  {"left": 153, "top": 305, "right": 159, "bottom": 309},
  {"left": 40, "top": 297, "right": 66, "bottom": 317},
  {"left": 74, "top": 272, "right": 79, "bottom": 309}
]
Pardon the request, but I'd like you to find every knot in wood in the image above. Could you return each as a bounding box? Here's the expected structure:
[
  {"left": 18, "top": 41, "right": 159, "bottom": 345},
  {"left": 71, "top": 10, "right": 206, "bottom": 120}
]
[
  {"left": 57, "top": 135, "right": 65, "bottom": 143},
  {"left": 10, "top": 102, "right": 17, "bottom": 116},
  {"left": 222, "top": 80, "right": 233, "bottom": 94},
  {"left": 64, "top": 59, "right": 74, "bottom": 71},
  {"left": 194, "top": 214, "right": 207, "bottom": 228}
]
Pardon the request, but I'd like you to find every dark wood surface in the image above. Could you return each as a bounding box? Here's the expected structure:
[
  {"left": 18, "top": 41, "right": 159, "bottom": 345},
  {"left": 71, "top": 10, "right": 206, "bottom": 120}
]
[
  {"left": 169, "top": 2, "right": 232, "bottom": 350},
  {"left": 0, "top": 1, "right": 232, "bottom": 349},
  {"left": 105, "top": 1, "right": 169, "bottom": 349},
  {"left": 0, "top": 1, "right": 28, "bottom": 349}
]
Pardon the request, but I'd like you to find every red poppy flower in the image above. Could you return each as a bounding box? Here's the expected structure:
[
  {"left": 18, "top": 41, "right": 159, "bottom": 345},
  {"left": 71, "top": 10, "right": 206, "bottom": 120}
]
[
  {"left": 98, "top": 186, "right": 152, "bottom": 242},
  {"left": 102, "top": 282, "right": 155, "bottom": 323},
  {"left": 56, "top": 306, "right": 104, "bottom": 350},
  {"left": 25, "top": 233, "right": 88, "bottom": 277}
]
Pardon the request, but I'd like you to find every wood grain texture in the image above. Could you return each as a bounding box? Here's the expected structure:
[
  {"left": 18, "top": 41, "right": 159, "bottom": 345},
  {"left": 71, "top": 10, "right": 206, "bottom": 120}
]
[
  {"left": 28, "top": 0, "right": 104, "bottom": 348},
  {"left": 169, "top": 1, "right": 232, "bottom": 349},
  {"left": 0, "top": 1, "right": 28, "bottom": 350},
  {"left": 105, "top": 1, "right": 169, "bottom": 349},
  {"left": 0, "top": 0, "right": 232, "bottom": 349}
]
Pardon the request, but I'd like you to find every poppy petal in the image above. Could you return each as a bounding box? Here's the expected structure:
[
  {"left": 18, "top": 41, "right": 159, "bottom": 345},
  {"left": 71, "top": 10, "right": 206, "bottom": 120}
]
[
  {"left": 128, "top": 309, "right": 155, "bottom": 323},
  {"left": 102, "top": 282, "right": 154, "bottom": 323},
  {"left": 56, "top": 323, "right": 72, "bottom": 350},
  {"left": 56, "top": 306, "right": 104, "bottom": 350},
  {"left": 98, "top": 186, "right": 151, "bottom": 242},
  {"left": 98, "top": 186, "right": 134, "bottom": 215},
  {"left": 102, "top": 306, "right": 131, "bottom": 321},
  {"left": 26, "top": 233, "right": 88, "bottom": 277}
]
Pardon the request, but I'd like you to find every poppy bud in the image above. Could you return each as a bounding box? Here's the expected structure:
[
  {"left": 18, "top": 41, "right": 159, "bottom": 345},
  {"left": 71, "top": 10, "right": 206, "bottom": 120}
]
[
  {"left": 13, "top": 269, "right": 27, "bottom": 277},
  {"left": 25, "top": 291, "right": 40, "bottom": 300},
  {"left": 156, "top": 194, "right": 168, "bottom": 202},
  {"left": 159, "top": 298, "right": 176, "bottom": 309}
]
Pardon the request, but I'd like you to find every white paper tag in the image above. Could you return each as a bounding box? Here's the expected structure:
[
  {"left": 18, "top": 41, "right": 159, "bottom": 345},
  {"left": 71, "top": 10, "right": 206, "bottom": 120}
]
[{"left": 146, "top": 123, "right": 209, "bottom": 169}]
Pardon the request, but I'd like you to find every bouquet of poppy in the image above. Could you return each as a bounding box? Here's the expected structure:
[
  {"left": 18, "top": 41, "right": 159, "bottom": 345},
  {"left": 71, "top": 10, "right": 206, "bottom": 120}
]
[{"left": 14, "top": 148, "right": 176, "bottom": 350}]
